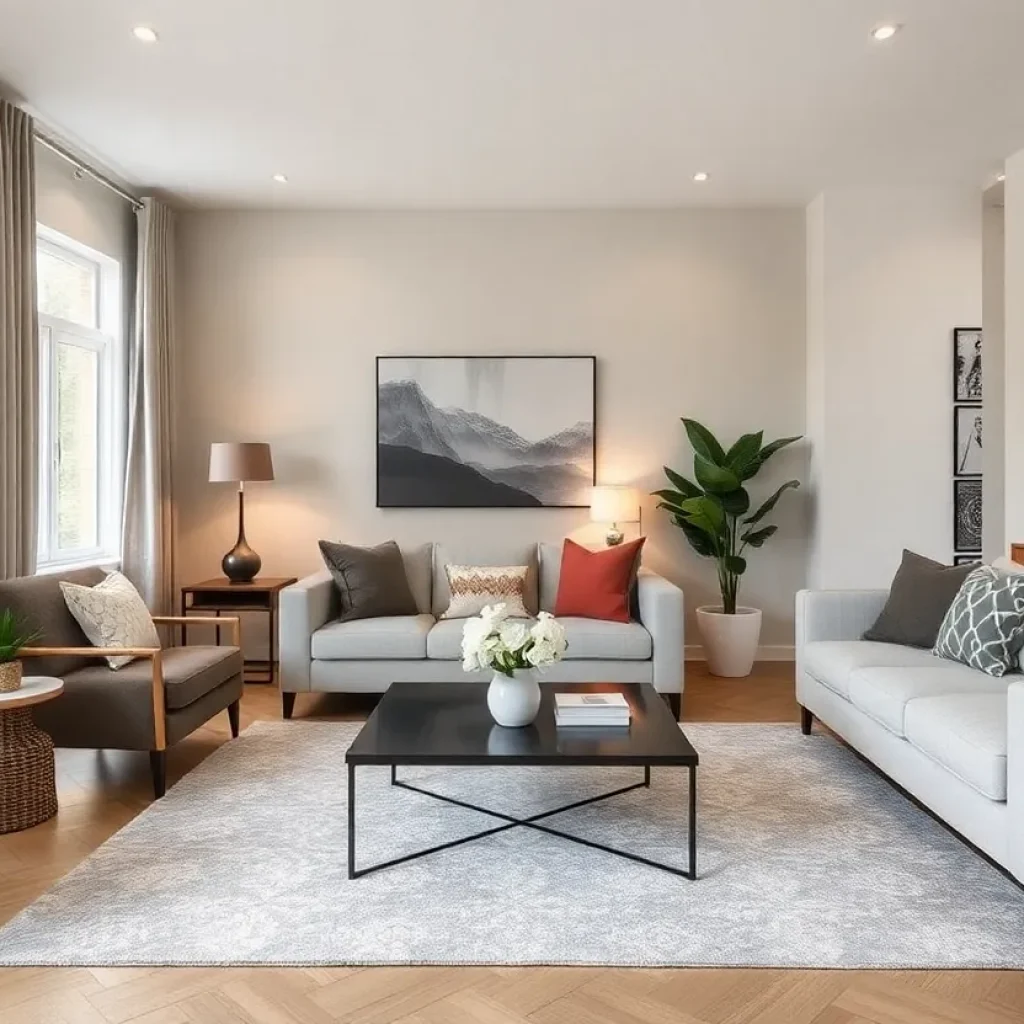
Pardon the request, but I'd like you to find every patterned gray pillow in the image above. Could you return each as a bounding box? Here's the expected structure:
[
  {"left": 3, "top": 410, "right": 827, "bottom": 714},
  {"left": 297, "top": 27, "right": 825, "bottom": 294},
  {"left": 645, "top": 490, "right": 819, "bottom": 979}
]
[{"left": 933, "top": 565, "right": 1024, "bottom": 677}]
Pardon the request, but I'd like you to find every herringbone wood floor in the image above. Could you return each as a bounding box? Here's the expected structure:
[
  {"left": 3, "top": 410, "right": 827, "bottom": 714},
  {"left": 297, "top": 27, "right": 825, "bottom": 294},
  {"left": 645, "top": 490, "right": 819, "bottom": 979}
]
[{"left": 1, "top": 664, "right": 1022, "bottom": 1024}]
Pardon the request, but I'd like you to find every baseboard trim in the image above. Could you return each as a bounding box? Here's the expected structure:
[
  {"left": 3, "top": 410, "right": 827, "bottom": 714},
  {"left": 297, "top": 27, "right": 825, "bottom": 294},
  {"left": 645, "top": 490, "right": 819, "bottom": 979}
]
[{"left": 685, "top": 644, "right": 794, "bottom": 662}]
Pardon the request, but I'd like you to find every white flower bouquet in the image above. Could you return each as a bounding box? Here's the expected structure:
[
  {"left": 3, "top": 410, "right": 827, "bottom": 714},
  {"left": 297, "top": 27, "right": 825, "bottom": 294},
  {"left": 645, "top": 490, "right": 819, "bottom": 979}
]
[{"left": 461, "top": 603, "right": 568, "bottom": 676}]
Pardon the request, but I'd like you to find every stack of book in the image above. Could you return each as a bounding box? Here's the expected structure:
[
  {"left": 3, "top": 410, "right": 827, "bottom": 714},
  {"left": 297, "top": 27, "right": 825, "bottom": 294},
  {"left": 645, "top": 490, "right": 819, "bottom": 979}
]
[{"left": 554, "top": 692, "right": 631, "bottom": 728}]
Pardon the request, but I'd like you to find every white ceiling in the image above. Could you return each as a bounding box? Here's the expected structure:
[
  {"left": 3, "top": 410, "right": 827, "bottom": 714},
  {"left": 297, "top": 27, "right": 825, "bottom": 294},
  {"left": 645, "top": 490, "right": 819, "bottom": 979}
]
[{"left": 1, "top": 0, "right": 1023, "bottom": 208}]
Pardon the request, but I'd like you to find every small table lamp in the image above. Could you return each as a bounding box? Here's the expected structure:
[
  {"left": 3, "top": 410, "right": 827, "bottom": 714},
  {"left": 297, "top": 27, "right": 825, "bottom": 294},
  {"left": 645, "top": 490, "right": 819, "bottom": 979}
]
[
  {"left": 209, "top": 442, "right": 274, "bottom": 583},
  {"left": 590, "top": 485, "right": 640, "bottom": 546}
]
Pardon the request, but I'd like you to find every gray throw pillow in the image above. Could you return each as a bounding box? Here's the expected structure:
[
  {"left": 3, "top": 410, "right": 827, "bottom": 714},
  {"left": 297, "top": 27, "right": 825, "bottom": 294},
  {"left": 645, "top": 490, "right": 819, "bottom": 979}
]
[
  {"left": 862, "top": 549, "right": 975, "bottom": 648},
  {"left": 318, "top": 540, "right": 418, "bottom": 622},
  {"left": 933, "top": 565, "right": 1024, "bottom": 677}
]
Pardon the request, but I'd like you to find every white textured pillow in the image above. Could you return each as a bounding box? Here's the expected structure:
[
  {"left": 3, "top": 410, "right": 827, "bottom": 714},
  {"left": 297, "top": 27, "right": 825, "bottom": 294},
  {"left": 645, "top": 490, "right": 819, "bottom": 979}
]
[
  {"left": 60, "top": 571, "right": 161, "bottom": 670},
  {"left": 442, "top": 565, "right": 530, "bottom": 620}
]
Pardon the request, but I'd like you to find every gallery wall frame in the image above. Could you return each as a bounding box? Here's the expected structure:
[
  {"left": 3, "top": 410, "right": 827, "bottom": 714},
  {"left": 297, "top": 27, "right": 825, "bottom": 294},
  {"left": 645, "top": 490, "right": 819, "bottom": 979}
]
[
  {"left": 953, "top": 478, "right": 983, "bottom": 554},
  {"left": 953, "top": 405, "right": 983, "bottom": 478},
  {"left": 953, "top": 327, "right": 982, "bottom": 404},
  {"left": 376, "top": 355, "right": 597, "bottom": 509}
]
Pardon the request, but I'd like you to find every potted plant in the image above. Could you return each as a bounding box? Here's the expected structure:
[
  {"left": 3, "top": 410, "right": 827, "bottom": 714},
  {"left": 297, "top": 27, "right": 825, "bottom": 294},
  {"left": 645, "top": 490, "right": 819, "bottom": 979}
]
[
  {"left": 655, "top": 419, "right": 801, "bottom": 677},
  {"left": 0, "top": 610, "right": 41, "bottom": 693},
  {"left": 461, "top": 604, "right": 568, "bottom": 727}
]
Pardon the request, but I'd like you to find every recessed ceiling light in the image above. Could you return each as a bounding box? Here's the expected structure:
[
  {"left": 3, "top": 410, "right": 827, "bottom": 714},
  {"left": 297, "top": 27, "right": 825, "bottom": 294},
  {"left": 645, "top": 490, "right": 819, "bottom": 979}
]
[
  {"left": 693, "top": 172, "right": 709, "bottom": 182},
  {"left": 871, "top": 24, "right": 900, "bottom": 41},
  {"left": 272, "top": 173, "right": 288, "bottom": 184},
  {"left": 132, "top": 26, "right": 158, "bottom": 43}
]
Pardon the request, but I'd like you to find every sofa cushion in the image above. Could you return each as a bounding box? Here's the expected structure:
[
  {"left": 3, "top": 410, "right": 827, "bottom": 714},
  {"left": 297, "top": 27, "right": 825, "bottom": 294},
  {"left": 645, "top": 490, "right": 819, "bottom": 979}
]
[
  {"left": 802, "top": 641, "right": 946, "bottom": 700},
  {"left": 0, "top": 566, "right": 105, "bottom": 678},
  {"left": 64, "top": 645, "right": 243, "bottom": 712},
  {"left": 312, "top": 615, "right": 434, "bottom": 660},
  {"left": 401, "top": 543, "right": 433, "bottom": 615},
  {"left": 848, "top": 665, "right": 1010, "bottom": 738},
  {"left": 440, "top": 564, "right": 530, "bottom": 619},
  {"left": 426, "top": 616, "right": 651, "bottom": 661},
  {"left": 432, "top": 544, "right": 538, "bottom": 617},
  {"left": 904, "top": 693, "right": 1008, "bottom": 801},
  {"left": 554, "top": 538, "right": 645, "bottom": 623},
  {"left": 538, "top": 542, "right": 563, "bottom": 612},
  {"left": 318, "top": 540, "right": 419, "bottom": 622}
]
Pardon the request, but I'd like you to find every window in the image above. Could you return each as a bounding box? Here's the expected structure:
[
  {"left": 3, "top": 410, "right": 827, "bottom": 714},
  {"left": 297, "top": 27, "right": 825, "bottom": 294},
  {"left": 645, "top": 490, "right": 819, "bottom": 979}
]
[{"left": 36, "top": 226, "right": 124, "bottom": 570}]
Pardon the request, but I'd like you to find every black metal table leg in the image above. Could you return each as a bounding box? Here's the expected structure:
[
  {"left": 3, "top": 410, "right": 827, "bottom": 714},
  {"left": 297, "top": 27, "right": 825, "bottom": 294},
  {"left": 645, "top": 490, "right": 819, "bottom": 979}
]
[
  {"left": 644, "top": 765, "right": 651, "bottom": 787},
  {"left": 390, "top": 764, "right": 397, "bottom": 785},
  {"left": 688, "top": 764, "right": 697, "bottom": 880},
  {"left": 347, "top": 763, "right": 356, "bottom": 880}
]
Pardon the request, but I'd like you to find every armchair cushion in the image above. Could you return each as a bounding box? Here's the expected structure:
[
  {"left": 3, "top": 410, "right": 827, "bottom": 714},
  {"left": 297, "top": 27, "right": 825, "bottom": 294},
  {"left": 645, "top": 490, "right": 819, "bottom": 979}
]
[{"left": 64, "top": 645, "right": 243, "bottom": 711}]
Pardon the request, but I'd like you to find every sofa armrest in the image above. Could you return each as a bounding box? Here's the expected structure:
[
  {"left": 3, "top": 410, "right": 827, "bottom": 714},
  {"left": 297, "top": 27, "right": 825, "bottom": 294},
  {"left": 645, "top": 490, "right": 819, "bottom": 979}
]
[
  {"left": 279, "top": 570, "right": 336, "bottom": 694},
  {"left": 637, "top": 569, "right": 684, "bottom": 694},
  {"left": 1009, "top": 680, "right": 1024, "bottom": 884},
  {"left": 795, "top": 589, "right": 888, "bottom": 647}
]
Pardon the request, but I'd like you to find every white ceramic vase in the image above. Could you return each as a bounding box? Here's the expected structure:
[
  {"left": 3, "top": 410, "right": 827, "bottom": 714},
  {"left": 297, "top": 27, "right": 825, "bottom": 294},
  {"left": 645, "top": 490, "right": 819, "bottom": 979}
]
[
  {"left": 695, "top": 606, "right": 763, "bottom": 678},
  {"left": 487, "top": 668, "right": 541, "bottom": 727}
]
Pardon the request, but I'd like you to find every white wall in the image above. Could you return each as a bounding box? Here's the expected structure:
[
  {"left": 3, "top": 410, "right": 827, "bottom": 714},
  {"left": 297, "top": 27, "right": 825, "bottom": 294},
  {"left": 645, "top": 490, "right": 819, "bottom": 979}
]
[
  {"left": 1005, "top": 150, "right": 1024, "bottom": 547},
  {"left": 982, "top": 196, "right": 1006, "bottom": 559},
  {"left": 806, "top": 188, "right": 983, "bottom": 588},
  {"left": 174, "top": 210, "right": 807, "bottom": 651}
]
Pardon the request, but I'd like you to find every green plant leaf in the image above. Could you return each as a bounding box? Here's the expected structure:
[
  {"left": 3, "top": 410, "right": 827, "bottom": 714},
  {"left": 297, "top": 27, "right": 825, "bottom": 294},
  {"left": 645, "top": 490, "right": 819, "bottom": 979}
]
[
  {"left": 673, "top": 516, "right": 718, "bottom": 557},
  {"left": 652, "top": 489, "right": 690, "bottom": 508},
  {"left": 725, "top": 431, "right": 763, "bottom": 475},
  {"left": 682, "top": 418, "right": 727, "bottom": 466},
  {"left": 741, "top": 524, "right": 779, "bottom": 547},
  {"left": 744, "top": 480, "right": 800, "bottom": 525},
  {"left": 679, "top": 495, "right": 725, "bottom": 529},
  {"left": 694, "top": 453, "right": 740, "bottom": 494},
  {"left": 662, "top": 467, "right": 702, "bottom": 498},
  {"left": 743, "top": 434, "right": 801, "bottom": 478},
  {"left": 724, "top": 554, "right": 747, "bottom": 575},
  {"left": 716, "top": 487, "right": 750, "bottom": 517}
]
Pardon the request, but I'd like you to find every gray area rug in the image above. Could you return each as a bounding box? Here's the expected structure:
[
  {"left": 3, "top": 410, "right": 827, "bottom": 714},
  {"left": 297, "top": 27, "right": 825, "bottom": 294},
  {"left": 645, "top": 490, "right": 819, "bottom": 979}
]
[{"left": 1, "top": 721, "right": 1022, "bottom": 968}]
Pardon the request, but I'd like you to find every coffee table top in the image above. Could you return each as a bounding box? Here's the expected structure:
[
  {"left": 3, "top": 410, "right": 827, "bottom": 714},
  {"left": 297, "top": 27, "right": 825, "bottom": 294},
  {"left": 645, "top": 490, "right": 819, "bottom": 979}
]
[{"left": 346, "top": 682, "right": 698, "bottom": 767}]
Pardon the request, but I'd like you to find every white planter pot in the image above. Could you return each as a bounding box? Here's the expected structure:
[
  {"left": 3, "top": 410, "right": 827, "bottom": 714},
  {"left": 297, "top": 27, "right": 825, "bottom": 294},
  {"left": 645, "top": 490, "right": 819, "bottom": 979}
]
[
  {"left": 695, "top": 606, "right": 762, "bottom": 678},
  {"left": 487, "top": 668, "right": 541, "bottom": 727}
]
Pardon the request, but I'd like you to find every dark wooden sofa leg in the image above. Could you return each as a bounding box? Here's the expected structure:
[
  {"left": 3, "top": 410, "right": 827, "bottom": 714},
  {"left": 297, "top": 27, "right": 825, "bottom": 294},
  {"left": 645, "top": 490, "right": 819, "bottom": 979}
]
[
  {"left": 282, "top": 692, "right": 296, "bottom": 720},
  {"left": 228, "top": 699, "right": 240, "bottom": 738},
  {"left": 666, "top": 693, "right": 681, "bottom": 721},
  {"left": 150, "top": 750, "right": 167, "bottom": 799},
  {"left": 801, "top": 706, "right": 814, "bottom": 735}
]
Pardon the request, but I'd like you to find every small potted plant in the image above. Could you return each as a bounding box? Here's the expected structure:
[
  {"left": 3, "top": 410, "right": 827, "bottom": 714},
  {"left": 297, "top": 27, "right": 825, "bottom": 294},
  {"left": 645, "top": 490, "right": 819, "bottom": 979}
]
[
  {"left": 0, "top": 609, "right": 41, "bottom": 693},
  {"left": 655, "top": 418, "right": 801, "bottom": 677},
  {"left": 461, "top": 604, "right": 568, "bottom": 727}
]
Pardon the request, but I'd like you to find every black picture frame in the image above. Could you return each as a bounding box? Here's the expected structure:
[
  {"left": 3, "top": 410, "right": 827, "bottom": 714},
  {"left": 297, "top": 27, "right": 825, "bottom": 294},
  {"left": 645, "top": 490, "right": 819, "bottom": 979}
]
[
  {"left": 953, "top": 405, "right": 982, "bottom": 478},
  {"left": 376, "top": 355, "right": 597, "bottom": 509},
  {"left": 953, "top": 555, "right": 980, "bottom": 567},
  {"left": 953, "top": 478, "right": 982, "bottom": 554},
  {"left": 953, "top": 327, "right": 982, "bottom": 403}
]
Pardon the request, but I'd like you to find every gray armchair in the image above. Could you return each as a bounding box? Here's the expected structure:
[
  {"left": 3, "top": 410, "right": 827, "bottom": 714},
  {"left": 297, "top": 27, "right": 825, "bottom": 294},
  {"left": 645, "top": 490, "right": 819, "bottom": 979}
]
[{"left": 1, "top": 568, "right": 244, "bottom": 798}]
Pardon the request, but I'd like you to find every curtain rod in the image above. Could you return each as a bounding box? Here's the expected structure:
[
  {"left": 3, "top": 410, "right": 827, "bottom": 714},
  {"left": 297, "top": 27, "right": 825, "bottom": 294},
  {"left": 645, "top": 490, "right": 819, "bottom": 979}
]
[{"left": 34, "top": 131, "right": 143, "bottom": 211}]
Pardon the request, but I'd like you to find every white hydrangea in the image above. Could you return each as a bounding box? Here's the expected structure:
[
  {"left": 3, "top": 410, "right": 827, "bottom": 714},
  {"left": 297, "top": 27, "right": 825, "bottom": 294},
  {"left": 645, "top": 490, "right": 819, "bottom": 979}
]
[{"left": 460, "top": 605, "right": 568, "bottom": 675}]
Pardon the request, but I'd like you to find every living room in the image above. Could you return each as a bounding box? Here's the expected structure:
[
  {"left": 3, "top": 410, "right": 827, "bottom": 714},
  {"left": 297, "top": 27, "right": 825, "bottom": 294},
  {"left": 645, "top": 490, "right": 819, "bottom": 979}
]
[{"left": 1, "top": 1, "right": 1023, "bottom": 1020}]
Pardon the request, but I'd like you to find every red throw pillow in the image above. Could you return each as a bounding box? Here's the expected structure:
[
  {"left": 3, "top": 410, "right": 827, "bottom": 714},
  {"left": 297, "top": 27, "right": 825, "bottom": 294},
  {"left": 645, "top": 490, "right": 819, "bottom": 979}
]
[{"left": 554, "top": 537, "right": 645, "bottom": 623}]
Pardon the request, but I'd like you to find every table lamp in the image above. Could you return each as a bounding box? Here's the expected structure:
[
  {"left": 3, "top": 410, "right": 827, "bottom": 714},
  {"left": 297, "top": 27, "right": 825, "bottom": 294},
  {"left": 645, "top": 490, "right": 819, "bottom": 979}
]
[
  {"left": 590, "top": 485, "right": 640, "bottom": 546},
  {"left": 209, "top": 442, "right": 274, "bottom": 583}
]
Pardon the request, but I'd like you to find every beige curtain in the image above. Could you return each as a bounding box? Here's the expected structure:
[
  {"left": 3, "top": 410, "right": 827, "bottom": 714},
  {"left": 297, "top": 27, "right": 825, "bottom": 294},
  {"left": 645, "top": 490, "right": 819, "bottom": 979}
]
[
  {"left": 121, "top": 199, "right": 175, "bottom": 612},
  {"left": 0, "top": 99, "right": 38, "bottom": 580}
]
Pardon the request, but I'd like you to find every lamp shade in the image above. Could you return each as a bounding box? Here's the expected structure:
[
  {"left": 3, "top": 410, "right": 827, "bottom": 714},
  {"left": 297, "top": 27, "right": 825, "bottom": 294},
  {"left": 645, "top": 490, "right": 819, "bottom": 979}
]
[
  {"left": 590, "top": 485, "right": 639, "bottom": 524},
  {"left": 209, "top": 442, "right": 274, "bottom": 483}
]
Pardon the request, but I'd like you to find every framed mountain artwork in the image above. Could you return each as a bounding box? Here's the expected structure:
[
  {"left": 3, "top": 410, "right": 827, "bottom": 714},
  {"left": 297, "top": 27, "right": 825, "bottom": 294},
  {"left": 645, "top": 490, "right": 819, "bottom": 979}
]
[{"left": 376, "top": 356, "right": 596, "bottom": 508}]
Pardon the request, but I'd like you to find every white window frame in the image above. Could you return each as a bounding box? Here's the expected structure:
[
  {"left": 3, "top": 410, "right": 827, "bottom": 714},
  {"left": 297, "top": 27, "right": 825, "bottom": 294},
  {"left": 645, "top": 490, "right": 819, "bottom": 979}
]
[{"left": 36, "top": 225, "right": 125, "bottom": 572}]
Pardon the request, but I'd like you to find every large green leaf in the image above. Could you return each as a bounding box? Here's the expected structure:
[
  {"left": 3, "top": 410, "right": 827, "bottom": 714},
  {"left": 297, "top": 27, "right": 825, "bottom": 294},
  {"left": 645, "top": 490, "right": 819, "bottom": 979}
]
[
  {"left": 744, "top": 434, "right": 801, "bottom": 478},
  {"left": 725, "top": 431, "right": 763, "bottom": 476},
  {"left": 673, "top": 515, "right": 718, "bottom": 557},
  {"left": 716, "top": 487, "right": 750, "bottom": 517},
  {"left": 662, "top": 467, "right": 702, "bottom": 498},
  {"left": 741, "top": 524, "right": 778, "bottom": 548},
  {"left": 682, "top": 418, "right": 727, "bottom": 466},
  {"left": 679, "top": 495, "right": 724, "bottom": 529},
  {"left": 724, "top": 554, "right": 747, "bottom": 575},
  {"left": 744, "top": 480, "right": 800, "bottom": 525},
  {"left": 694, "top": 453, "right": 740, "bottom": 494}
]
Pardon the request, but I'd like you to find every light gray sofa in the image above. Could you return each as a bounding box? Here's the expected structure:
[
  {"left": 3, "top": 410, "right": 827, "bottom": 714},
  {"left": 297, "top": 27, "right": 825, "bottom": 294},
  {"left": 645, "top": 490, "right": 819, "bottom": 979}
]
[
  {"left": 280, "top": 541, "right": 684, "bottom": 718},
  {"left": 796, "top": 588, "right": 1024, "bottom": 884}
]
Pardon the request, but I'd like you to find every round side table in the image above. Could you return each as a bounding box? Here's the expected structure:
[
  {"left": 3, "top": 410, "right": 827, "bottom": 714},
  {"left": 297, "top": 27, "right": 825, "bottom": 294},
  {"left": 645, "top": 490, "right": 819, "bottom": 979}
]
[{"left": 0, "top": 676, "right": 63, "bottom": 834}]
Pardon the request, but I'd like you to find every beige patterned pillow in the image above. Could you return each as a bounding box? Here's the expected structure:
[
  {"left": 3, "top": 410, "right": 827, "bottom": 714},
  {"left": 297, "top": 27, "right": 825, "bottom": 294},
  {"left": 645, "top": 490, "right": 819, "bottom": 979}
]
[
  {"left": 60, "top": 571, "right": 161, "bottom": 670},
  {"left": 441, "top": 565, "right": 530, "bottom": 620}
]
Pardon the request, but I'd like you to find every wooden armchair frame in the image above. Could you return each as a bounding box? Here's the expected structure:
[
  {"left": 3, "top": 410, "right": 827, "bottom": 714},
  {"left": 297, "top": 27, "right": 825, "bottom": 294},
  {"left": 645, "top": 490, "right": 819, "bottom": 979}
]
[{"left": 19, "top": 616, "right": 241, "bottom": 797}]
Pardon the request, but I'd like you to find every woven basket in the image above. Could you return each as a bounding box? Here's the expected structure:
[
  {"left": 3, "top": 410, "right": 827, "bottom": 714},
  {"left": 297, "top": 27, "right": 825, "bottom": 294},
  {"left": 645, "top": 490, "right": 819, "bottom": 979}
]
[
  {"left": 0, "top": 661, "right": 22, "bottom": 693},
  {"left": 0, "top": 708, "right": 58, "bottom": 833}
]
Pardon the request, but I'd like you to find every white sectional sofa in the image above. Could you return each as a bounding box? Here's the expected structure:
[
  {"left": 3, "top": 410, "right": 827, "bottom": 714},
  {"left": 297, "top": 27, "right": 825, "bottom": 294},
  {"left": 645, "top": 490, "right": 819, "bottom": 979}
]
[
  {"left": 280, "top": 541, "right": 685, "bottom": 717},
  {"left": 796, "top": 588, "right": 1024, "bottom": 884}
]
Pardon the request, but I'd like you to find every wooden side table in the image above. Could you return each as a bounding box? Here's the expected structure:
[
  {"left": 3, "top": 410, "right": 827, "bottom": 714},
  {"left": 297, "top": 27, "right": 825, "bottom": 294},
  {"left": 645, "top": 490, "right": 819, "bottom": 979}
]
[
  {"left": 180, "top": 577, "right": 297, "bottom": 683},
  {"left": 0, "top": 676, "right": 63, "bottom": 834}
]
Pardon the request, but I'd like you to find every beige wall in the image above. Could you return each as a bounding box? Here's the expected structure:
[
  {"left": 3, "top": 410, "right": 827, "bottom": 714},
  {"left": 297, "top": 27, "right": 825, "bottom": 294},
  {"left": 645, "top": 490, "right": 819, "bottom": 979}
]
[{"left": 175, "top": 209, "right": 807, "bottom": 651}]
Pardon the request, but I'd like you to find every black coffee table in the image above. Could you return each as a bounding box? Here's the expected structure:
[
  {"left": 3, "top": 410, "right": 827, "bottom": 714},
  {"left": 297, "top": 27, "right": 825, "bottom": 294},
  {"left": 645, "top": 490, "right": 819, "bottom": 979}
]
[{"left": 345, "top": 682, "right": 699, "bottom": 880}]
